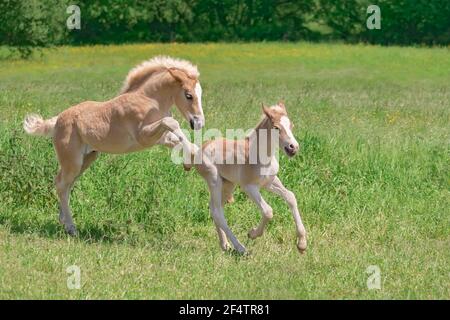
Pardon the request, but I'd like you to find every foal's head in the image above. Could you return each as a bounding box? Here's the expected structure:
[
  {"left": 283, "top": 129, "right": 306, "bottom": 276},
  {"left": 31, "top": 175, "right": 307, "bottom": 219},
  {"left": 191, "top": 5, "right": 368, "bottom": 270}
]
[
  {"left": 262, "top": 101, "right": 299, "bottom": 157},
  {"left": 168, "top": 68, "right": 205, "bottom": 130}
]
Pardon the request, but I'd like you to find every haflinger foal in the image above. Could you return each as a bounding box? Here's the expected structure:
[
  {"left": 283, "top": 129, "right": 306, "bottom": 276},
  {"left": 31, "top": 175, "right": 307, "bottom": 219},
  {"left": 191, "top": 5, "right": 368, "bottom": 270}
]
[
  {"left": 184, "top": 102, "right": 307, "bottom": 254},
  {"left": 23, "top": 56, "right": 204, "bottom": 236}
]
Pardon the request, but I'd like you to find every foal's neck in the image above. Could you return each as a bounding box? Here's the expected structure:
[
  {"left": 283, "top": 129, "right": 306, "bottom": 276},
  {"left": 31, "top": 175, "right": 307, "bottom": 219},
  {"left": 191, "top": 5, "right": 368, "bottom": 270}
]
[
  {"left": 247, "top": 116, "right": 277, "bottom": 162},
  {"left": 139, "top": 71, "right": 174, "bottom": 114}
]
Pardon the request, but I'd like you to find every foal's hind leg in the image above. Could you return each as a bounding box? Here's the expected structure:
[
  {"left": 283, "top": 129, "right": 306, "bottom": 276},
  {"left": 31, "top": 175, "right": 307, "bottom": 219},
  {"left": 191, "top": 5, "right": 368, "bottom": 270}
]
[
  {"left": 67, "top": 151, "right": 99, "bottom": 191},
  {"left": 222, "top": 179, "right": 235, "bottom": 205},
  {"left": 56, "top": 164, "right": 82, "bottom": 235},
  {"left": 58, "top": 150, "right": 98, "bottom": 235},
  {"left": 203, "top": 171, "right": 245, "bottom": 253},
  {"left": 71, "top": 150, "right": 99, "bottom": 191},
  {"left": 214, "top": 179, "right": 236, "bottom": 250},
  {"left": 54, "top": 131, "right": 84, "bottom": 236},
  {"left": 80, "top": 151, "right": 99, "bottom": 176}
]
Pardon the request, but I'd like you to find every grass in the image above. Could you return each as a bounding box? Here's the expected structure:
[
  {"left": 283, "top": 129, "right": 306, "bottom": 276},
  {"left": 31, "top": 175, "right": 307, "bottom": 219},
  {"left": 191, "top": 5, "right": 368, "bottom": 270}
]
[{"left": 0, "top": 43, "right": 449, "bottom": 299}]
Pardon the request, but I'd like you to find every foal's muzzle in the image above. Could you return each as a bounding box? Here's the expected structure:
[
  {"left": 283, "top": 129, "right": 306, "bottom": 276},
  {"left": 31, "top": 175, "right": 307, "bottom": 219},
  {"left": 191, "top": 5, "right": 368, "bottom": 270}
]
[
  {"left": 190, "top": 115, "right": 204, "bottom": 130},
  {"left": 284, "top": 143, "right": 299, "bottom": 157}
]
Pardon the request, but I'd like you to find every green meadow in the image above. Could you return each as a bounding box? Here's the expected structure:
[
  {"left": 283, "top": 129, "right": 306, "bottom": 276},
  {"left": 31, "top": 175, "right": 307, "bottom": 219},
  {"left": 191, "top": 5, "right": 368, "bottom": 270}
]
[{"left": 0, "top": 43, "right": 449, "bottom": 299}]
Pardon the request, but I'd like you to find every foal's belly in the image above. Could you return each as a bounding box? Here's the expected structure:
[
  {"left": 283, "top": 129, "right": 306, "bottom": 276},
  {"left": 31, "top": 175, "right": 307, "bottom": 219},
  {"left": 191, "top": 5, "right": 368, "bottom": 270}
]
[
  {"left": 78, "top": 121, "right": 142, "bottom": 154},
  {"left": 87, "top": 137, "right": 143, "bottom": 154},
  {"left": 69, "top": 93, "right": 159, "bottom": 154},
  {"left": 216, "top": 160, "right": 279, "bottom": 188},
  {"left": 217, "top": 164, "right": 267, "bottom": 186}
]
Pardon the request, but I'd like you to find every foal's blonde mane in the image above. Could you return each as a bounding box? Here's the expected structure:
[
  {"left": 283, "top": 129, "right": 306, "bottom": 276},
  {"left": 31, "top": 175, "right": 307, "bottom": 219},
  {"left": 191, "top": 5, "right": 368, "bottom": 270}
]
[{"left": 120, "top": 56, "right": 200, "bottom": 94}]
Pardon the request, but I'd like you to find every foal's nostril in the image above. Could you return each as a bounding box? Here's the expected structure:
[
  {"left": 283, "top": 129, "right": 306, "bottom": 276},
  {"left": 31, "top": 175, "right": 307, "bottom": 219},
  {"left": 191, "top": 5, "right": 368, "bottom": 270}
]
[{"left": 289, "top": 144, "right": 295, "bottom": 150}]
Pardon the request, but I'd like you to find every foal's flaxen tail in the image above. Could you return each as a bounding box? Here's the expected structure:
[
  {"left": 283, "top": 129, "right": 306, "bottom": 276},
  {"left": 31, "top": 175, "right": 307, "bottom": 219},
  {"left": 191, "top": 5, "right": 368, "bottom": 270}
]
[{"left": 23, "top": 114, "right": 58, "bottom": 138}]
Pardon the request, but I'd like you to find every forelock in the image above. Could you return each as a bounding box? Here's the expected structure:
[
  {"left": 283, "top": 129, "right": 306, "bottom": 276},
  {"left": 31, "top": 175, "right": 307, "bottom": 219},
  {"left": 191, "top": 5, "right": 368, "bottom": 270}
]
[{"left": 269, "top": 105, "right": 287, "bottom": 122}]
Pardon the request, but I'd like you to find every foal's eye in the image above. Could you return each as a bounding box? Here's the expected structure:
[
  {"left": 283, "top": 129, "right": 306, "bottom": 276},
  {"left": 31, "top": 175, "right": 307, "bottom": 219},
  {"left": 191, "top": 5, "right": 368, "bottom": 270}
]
[{"left": 185, "top": 92, "right": 193, "bottom": 100}]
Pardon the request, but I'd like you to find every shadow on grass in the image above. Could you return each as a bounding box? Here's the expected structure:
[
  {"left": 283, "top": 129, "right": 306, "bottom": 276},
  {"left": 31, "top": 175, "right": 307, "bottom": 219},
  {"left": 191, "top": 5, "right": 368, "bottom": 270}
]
[
  {"left": 0, "top": 213, "right": 167, "bottom": 247},
  {"left": 1, "top": 214, "right": 252, "bottom": 258}
]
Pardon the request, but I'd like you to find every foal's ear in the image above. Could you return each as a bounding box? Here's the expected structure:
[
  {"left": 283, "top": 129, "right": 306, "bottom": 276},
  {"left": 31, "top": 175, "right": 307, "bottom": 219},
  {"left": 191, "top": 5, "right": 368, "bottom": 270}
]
[
  {"left": 168, "top": 68, "right": 188, "bottom": 84},
  {"left": 261, "top": 103, "right": 273, "bottom": 119},
  {"left": 278, "top": 100, "right": 286, "bottom": 110}
]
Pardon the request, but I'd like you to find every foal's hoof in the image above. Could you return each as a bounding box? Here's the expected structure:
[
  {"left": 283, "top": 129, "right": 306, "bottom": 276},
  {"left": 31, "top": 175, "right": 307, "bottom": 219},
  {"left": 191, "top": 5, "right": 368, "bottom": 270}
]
[
  {"left": 235, "top": 245, "right": 247, "bottom": 255},
  {"left": 220, "top": 242, "right": 232, "bottom": 252},
  {"left": 65, "top": 225, "right": 78, "bottom": 237},
  {"left": 247, "top": 228, "right": 260, "bottom": 240},
  {"left": 297, "top": 238, "right": 307, "bottom": 254}
]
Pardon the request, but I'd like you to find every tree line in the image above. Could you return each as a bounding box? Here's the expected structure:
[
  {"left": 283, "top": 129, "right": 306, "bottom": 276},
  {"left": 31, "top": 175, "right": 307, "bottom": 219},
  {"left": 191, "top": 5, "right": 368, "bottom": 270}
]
[{"left": 1, "top": 0, "right": 449, "bottom": 57}]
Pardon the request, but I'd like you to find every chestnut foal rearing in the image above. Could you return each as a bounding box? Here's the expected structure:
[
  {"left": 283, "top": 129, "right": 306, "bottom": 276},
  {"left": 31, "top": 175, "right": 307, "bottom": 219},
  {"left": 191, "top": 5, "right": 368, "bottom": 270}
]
[
  {"left": 23, "top": 56, "right": 204, "bottom": 236},
  {"left": 184, "top": 102, "right": 307, "bottom": 254}
]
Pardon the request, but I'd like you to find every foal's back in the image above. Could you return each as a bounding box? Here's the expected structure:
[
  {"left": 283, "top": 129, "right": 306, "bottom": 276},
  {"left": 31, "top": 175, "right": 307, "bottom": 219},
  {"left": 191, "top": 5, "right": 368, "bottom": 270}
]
[
  {"left": 189, "top": 137, "right": 266, "bottom": 186},
  {"left": 55, "top": 93, "right": 164, "bottom": 154}
]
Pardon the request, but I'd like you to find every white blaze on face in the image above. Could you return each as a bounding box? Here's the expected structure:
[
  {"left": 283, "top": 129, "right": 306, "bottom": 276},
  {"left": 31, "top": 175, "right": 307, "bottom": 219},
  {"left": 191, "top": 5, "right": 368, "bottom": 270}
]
[
  {"left": 195, "top": 82, "right": 203, "bottom": 115},
  {"left": 280, "top": 116, "right": 297, "bottom": 145}
]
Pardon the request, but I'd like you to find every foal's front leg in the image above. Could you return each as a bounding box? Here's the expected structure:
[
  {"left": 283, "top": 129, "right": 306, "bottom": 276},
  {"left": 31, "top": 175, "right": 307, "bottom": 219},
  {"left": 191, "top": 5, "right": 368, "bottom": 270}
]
[
  {"left": 243, "top": 184, "right": 273, "bottom": 239},
  {"left": 265, "top": 176, "right": 307, "bottom": 253},
  {"left": 138, "top": 117, "right": 196, "bottom": 155},
  {"left": 156, "top": 131, "right": 181, "bottom": 148}
]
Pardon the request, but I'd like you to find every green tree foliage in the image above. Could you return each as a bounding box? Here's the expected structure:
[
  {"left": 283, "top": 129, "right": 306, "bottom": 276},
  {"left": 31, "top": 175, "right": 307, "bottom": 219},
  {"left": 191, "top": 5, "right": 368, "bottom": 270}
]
[
  {"left": 69, "top": 0, "right": 193, "bottom": 43},
  {"left": 361, "top": 0, "right": 450, "bottom": 45},
  {"left": 68, "top": 0, "right": 315, "bottom": 43},
  {"left": 0, "top": 0, "right": 449, "bottom": 57},
  {"left": 314, "top": 0, "right": 450, "bottom": 45},
  {"left": 188, "top": 0, "right": 316, "bottom": 41},
  {"left": 0, "top": 0, "right": 68, "bottom": 58}
]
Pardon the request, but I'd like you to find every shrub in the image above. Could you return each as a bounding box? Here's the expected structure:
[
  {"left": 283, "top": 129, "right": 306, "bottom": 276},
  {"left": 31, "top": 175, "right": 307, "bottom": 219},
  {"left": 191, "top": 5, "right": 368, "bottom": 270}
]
[{"left": 0, "top": 0, "right": 68, "bottom": 58}]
